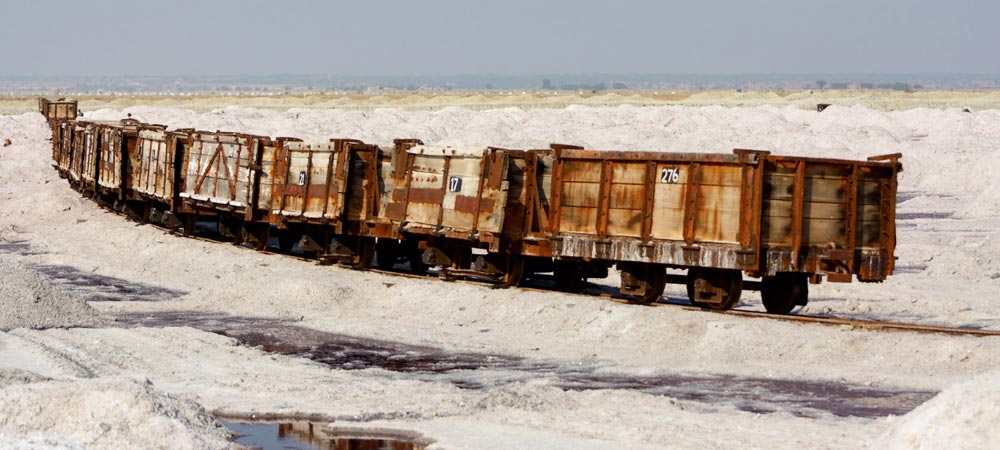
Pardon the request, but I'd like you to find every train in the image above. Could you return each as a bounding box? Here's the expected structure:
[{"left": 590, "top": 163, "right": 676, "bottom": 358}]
[{"left": 39, "top": 98, "right": 902, "bottom": 315}]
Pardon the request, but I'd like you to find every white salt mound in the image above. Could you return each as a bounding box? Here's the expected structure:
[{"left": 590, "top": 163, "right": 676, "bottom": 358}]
[
  {"left": 0, "top": 433, "right": 87, "bottom": 450},
  {"left": 0, "top": 378, "right": 234, "bottom": 450},
  {"left": 0, "top": 255, "right": 104, "bottom": 331},
  {"left": 875, "top": 371, "right": 1000, "bottom": 449}
]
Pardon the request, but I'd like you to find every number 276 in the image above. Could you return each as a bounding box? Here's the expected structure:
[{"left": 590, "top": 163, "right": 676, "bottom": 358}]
[{"left": 660, "top": 167, "right": 680, "bottom": 184}]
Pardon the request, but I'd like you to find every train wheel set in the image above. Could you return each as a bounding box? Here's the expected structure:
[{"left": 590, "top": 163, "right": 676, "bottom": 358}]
[{"left": 40, "top": 98, "right": 902, "bottom": 314}]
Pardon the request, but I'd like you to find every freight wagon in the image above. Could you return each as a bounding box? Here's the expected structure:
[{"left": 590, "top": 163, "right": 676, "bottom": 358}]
[{"left": 41, "top": 100, "right": 901, "bottom": 315}]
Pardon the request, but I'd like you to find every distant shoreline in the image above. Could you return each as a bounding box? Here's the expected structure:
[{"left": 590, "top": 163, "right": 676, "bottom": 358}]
[{"left": 3, "top": 90, "right": 1000, "bottom": 114}]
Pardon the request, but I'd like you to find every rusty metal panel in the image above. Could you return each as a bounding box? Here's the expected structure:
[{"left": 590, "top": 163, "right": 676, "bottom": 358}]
[
  {"left": 256, "top": 140, "right": 277, "bottom": 211},
  {"left": 38, "top": 99, "right": 78, "bottom": 122},
  {"left": 759, "top": 154, "right": 901, "bottom": 281},
  {"left": 54, "top": 121, "right": 74, "bottom": 173},
  {"left": 392, "top": 145, "right": 513, "bottom": 239},
  {"left": 551, "top": 149, "right": 755, "bottom": 268},
  {"left": 96, "top": 125, "right": 123, "bottom": 191},
  {"left": 692, "top": 183, "right": 742, "bottom": 243},
  {"left": 180, "top": 132, "right": 261, "bottom": 210},
  {"left": 67, "top": 123, "right": 87, "bottom": 182},
  {"left": 132, "top": 127, "right": 174, "bottom": 201},
  {"left": 557, "top": 159, "right": 602, "bottom": 235},
  {"left": 272, "top": 141, "right": 345, "bottom": 219},
  {"left": 605, "top": 161, "right": 646, "bottom": 238},
  {"left": 79, "top": 123, "right": 99, "bottom": 185}
]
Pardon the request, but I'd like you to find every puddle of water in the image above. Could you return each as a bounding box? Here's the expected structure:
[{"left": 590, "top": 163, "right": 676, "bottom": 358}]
[
  {"left": 223, "top": 420, "right": 426, "bottom": 450},
  {"left": 34, "top": 264, "right": 187, "bottom": 302}
]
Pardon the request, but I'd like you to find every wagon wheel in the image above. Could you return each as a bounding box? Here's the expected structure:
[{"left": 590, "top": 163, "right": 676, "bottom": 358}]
[
  {"left": 375, "top": 239, "right": 401, "bottom": 269},
  {"left": 761, "top": 273, "right": 809, "bottom": 315},
  {"left": 687, "top": 268, "right": 743, "bottom": 311},
  {"left": 553, "top": 261, "right": 584, "bottom": 292},
  {"left": 500, "top": 254, "right": 526, "bottom": 288},
  {"left": 627, "top": 265, "right": 667, "bottom": 305}
]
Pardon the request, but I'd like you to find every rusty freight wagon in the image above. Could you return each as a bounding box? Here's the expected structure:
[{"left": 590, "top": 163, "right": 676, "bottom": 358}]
[
  {"left": 267, "top": 138, "right": 383, "bottom": 265},
  {"left": 51, "top": 120, "right": 76, "bottom": 177},
  {"left": 541, "top": 146, "right": 901, "bottom": 313},
  {"left": 38, "top": 98, "right": 78, "bottom": 122},
  {"left": 379, "top": 143, "right": 540, "bottom": 285},
  {"left": 169, "top": 130, "right": 276, "bottom": 244},
  {"left": 93, "top": 119, "right": 141, "bottom": 205}
]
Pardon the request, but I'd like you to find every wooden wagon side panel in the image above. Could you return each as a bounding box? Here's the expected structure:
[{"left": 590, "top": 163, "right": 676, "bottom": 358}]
[
  {"left": 132, "top": 128, "right": 173, "bottom": 201},
  {"left": 557, "top": 159, "right": 602, "bottom": 235},
  {"left": 96, "top": 127, "right": 123, "bottom": 191},
  {"left": 79, "top": 124, "right": 99, "bottom": 185},
  {"left": 271, "top": 141, "right": 345, "bottom": 219},
  {"left": 180, "top": 133, "right": 259, "bottom": 210},
  {"left": 67, "top": 125, "right": 86, "bottom": 181}
]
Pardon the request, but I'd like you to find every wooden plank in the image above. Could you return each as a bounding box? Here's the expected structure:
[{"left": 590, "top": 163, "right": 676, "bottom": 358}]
[
  {"left": 560, "top": 182, "right": 601, "bottom": 208},
  {"left": 608, "top": 183, "right": 644, "bottom": 209},
  {"left": 694, "top": 208, "right": 741, "bottom": 243},
  {"left": 650, "top": 183, "right": 686, "bottom": 240},
  {"left": 790, "top": 161, "right": 806, "bottom": 269},
  {"left": 641, "top": 161, "right": 656, "bottom": 242},
  {"left": 561, "top": 160, "right": 603, "bottom": 182},
  {"left": 844, "top": 164, "right": 859, "bottom": 270},
  {"left": 698, "top": 164, "right": 743, "bottom": 187},
  {"left": 596, "top": 161, "right": 612, "bottom": 238},
  {"left": 607, "top": 209, "right": 643, "bottom": 237},
  {"left": 560, "top": 206, "right": 598, "bottom": 234},
  {"left": 683, "top": 163, "right": 701, "bottom": 244},
  {"left": 610, "top": 161, "right": 646, "bottom": 184}
]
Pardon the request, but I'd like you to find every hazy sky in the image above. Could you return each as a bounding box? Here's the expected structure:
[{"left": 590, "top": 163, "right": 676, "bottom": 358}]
[{"left": 3, "top": 0, "right": 998, "bottom": 76}]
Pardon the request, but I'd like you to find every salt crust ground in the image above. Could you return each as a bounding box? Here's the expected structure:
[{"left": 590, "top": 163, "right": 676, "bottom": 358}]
[
  {"left": 875, "top": 371, "right": 1000, "bottom": 449},
  {"left": 0, "top": 377, "right": 232, "bottom": 450},
  {"left": 1, "top": 102, "right": 999, "bottom": 449},
  {"left": 0, "top": 255, "right": 104, "bottom": 331}
]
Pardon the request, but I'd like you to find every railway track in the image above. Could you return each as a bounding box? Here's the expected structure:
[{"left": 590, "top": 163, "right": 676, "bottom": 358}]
[{"left": 122, "top": 212, "right": 1000, "bottom": 339}]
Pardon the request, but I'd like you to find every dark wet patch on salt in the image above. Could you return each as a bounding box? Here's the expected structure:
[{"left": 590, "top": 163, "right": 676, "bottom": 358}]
[
  {"left": 894, "top": 265, "right": 928, "bottom": 274},
  {"left": 0, "top": 240, "right": 186, "bottom": 302},
  {"left": 114, "top": 311, "right": 281, "bottom": 331},
  {"left": 896, "top": 212, "right": 954, "bottom": 221},
  {"left": 34, "top": 264, "right": 187, "bottom": 302},
  {"left": 223, "top": 420, "right": 427, "bottom": 450},
  {"left": 0, "top": 240, "right": 47, "bottom": 256},
  {"left": 554, "top": 373, "right": 933, "bottom": 418},
  {"left": 123, "top": 310, "right": 936, "bottom": 418}
]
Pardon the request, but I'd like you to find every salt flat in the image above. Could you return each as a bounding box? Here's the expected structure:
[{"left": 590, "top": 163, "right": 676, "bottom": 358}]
[{"left": 1, "top": 100, "right": 999, "bottom": 449}]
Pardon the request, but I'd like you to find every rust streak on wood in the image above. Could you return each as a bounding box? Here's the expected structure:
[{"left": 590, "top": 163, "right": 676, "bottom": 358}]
[
  {"left": 683, "top": 163, "right": 700, "bottom": 244},
  {"left": 790, "top": 160, "right": 806, "bottom": 269}
]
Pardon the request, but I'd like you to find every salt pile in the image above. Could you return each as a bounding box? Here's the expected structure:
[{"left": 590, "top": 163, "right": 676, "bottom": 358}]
[
  {"left": 0, "top": 255, "right": 104, "bottom": 331},
  {"left": 0, "top": 378, "right": 234, "bottom": 450},
  {"left": 875, "top": 371, "right": 1000, "bottom": 449}
]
